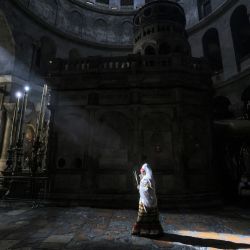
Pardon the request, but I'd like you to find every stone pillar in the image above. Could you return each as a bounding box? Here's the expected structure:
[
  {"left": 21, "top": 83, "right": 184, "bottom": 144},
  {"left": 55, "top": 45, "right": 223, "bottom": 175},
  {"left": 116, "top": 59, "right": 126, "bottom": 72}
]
[
  {"left": 0, "top": 103, "right": 15, "bottom": 173},
  {"left": 219, "top": 19, "right": 238, "bottom": 80}
]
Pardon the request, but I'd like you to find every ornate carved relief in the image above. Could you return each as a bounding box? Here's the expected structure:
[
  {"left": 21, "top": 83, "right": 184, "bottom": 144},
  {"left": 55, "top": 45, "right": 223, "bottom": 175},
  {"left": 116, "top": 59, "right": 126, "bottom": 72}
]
[
  {"left": 120, "top": 21, "right": 133, "bottom": 43},
  {"left": 94, "top": 19, "right": 108, "bottom": 42},
  {"left": 69, "top": 11, "right": 83, "bottom": 36}
]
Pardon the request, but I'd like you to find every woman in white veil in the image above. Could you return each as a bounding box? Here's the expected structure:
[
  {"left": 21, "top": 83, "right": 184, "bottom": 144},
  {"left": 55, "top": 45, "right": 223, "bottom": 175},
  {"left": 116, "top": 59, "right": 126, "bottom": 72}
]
[{"left": 132, "top": 163, "right": 163, "bottom": 237}]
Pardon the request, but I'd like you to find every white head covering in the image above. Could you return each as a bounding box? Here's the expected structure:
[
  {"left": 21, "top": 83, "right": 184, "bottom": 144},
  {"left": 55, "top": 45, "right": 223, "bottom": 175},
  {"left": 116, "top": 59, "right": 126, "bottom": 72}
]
[{"left": 139, "top": 163, "right": 157, "bottom": 208}]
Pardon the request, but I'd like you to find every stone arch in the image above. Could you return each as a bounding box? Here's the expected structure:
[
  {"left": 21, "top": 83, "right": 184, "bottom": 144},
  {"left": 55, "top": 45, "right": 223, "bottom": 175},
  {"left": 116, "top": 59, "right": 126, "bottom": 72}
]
[
  {"left": 202, "top": 28, "right": 223, "bottom": 73},
  {"left": 69, "top": 11, "right": 83, "bottom": 35},
  {"left": 0, "top": 10, "right": 15, "bottom": 74},
  {"left": 94, "top": 19, "right": 108, "bottom": 42},
  {"left": 30, "top": 0, "right": 58, "bottom": 25},
  {"left": 144, "top": 45, "right": 156, "bottom": 55},
  {"left": 230, "top": 5, "right": 250, "bottom": 68}
]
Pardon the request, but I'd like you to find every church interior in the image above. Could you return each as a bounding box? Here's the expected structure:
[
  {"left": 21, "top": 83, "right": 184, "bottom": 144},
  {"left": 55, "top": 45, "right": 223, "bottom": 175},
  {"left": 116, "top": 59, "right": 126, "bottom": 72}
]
[{"left": 0, "top": 0, "right": 250, "bottom": 249}]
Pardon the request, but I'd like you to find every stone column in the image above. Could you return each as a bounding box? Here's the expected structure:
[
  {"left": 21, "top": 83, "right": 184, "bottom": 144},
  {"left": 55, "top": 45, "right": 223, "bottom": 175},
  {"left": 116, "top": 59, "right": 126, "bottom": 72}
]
[
  {"left": 218, "top": 18, "right": 238, "bottom": 80},
  {"left": 0, "top": 103, "right": 15, "bottom": 173}
]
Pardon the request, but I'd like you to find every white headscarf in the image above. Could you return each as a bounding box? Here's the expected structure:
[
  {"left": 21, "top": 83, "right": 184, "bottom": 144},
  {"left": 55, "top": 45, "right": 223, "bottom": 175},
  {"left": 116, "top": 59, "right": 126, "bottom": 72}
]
[{"left": 139, "top": 163, "right": 157, "bottom": 208}]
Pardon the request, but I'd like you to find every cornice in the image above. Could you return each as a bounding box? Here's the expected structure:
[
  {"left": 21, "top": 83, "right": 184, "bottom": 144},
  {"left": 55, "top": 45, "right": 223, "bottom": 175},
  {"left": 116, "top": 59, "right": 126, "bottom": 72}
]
[
  {"left": 10, "top": 0, "right": 133, "bottom": 51},
  {"left": 187, "top": 0, "right": 238, "bottom": 35}
]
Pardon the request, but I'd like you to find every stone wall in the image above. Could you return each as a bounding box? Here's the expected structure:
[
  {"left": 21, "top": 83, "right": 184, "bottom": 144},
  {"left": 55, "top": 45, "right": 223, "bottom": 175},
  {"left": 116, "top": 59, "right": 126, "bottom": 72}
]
[
  {"left": 47, "top": 54, "right": 215, "bottom": 204},
  {"left": 187, "top": 0, "right": 250, "bottom": 116}
]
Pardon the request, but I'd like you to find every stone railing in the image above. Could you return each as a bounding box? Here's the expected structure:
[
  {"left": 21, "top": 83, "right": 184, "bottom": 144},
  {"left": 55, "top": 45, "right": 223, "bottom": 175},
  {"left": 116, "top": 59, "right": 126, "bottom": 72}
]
[{"left": 48, "top": 54, "right": 210, "bottom": 75}]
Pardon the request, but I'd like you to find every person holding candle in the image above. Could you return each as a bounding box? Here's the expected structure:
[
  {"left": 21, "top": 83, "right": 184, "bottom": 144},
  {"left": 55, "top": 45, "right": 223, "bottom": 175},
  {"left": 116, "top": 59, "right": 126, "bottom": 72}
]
[{"left": 132, "top": 163, "right": 163, "bottom": 237}]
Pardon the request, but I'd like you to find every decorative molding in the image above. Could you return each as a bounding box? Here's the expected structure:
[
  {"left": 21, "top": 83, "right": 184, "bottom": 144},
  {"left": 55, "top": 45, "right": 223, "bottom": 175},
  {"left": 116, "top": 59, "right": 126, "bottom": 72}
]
[{"left": 10, "top": 0, "right": 133, "bottom": 51}]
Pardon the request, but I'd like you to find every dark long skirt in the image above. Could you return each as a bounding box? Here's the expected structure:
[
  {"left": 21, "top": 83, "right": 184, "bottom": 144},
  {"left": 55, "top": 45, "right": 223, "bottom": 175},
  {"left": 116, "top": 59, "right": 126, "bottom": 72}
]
[{"left": 132, "top": 202, "right": 163, "bottom": 237}]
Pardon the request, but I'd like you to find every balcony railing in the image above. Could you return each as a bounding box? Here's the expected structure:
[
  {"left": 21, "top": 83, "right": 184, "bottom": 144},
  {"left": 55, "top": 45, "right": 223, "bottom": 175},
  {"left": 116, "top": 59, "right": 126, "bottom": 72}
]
[{"left": 48, "top": 54, "right": 210, "bottom": 75}]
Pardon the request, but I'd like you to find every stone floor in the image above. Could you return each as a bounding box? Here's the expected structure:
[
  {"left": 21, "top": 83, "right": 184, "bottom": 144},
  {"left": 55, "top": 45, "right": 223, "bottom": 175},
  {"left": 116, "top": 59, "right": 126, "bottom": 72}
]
[{"left": 0, "top": 202, "right": 250, "bottom": 249}]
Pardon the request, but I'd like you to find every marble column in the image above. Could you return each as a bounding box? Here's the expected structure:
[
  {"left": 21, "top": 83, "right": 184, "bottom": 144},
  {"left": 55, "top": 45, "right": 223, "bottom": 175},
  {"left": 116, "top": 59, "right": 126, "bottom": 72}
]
[{"left": 0, "top": 103, "right": 15, "bottom": 173}]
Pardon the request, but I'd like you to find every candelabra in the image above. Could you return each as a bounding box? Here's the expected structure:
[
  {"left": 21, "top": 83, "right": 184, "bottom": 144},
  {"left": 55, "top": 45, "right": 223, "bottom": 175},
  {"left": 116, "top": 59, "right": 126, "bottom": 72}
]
[
  {"left": 5, "top": 92, "right": 21, "bottom": 173},
  {"left": 13, "top": 86, "right": 30, "bottom": 174},
  {"left": 30, "top": 84, "right": 48, "bottom": 176}
]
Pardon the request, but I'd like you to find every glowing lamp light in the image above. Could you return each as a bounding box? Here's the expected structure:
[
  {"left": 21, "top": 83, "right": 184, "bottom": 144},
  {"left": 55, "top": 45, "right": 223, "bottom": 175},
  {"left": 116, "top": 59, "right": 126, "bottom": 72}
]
[
  {"left": 24, "top": 86, "right": 30, "bottom": 92},
  {"left": 15, "top": 91, "right": 22, "bottom": 99}
]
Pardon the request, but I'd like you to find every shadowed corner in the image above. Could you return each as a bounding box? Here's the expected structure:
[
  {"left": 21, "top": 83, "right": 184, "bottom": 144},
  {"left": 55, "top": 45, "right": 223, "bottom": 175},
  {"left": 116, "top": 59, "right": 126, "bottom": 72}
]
[{"left": 149, "top": 232, "right": 250, "bottom": 249}]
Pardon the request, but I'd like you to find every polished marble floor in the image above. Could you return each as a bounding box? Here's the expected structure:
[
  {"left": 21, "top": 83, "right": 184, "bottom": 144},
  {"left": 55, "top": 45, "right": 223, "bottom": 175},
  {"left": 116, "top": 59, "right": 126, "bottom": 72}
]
[{"left": 0, "top": 202, "right": 250, "bottom": 249}]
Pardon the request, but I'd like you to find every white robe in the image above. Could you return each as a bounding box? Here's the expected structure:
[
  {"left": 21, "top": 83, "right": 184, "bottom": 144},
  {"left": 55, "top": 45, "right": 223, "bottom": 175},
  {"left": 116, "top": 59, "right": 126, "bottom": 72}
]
[{"left": 139, "top": 163, "right": 157, "bottom": 208}]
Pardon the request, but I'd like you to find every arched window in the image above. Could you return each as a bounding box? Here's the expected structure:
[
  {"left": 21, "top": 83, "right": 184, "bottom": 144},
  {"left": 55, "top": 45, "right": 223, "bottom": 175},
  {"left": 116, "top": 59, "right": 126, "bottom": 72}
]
[
  {"left": 159, "top": 43, "right": 170, "bottom": 55},
  {"left": 70, "top": 11, "right": 82, "bottom": 35},
  {"left": 121, "top": 0, "right": 133, "bottom": 7},
  {"left": 94, "top": 19, "right": 108, "bottom": 42},
  {"left": 230, "top": 5, "right": 250, "bottom": 67},
  {"left": 198, "top": 0, "right": 212, "bottom": 19},
  {"left": 144, "top": 46, "right": 156, "bottom": 55},
  {"left": 202, "top": 28, "right": 223, "bottom": 73}
]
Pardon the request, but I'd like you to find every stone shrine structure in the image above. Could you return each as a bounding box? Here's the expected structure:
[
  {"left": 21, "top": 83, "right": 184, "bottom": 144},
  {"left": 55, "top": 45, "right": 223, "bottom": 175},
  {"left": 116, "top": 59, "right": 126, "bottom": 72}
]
[{"left": 46, "top": 0, "right": 217, "bottom": 207}]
